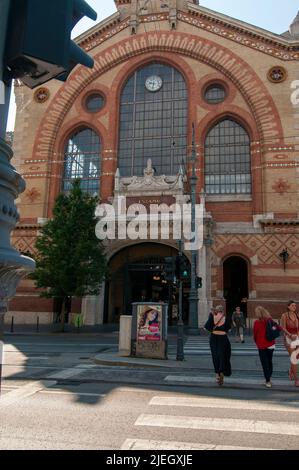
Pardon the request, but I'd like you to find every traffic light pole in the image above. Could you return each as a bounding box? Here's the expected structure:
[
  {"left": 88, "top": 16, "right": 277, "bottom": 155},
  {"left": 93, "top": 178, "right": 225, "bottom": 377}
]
[
  {"left": 176, "top": 240, "right": 184, "bottom": 361},
  {"left": 188, "top": 123, "right": 199, "bottom": 334}
]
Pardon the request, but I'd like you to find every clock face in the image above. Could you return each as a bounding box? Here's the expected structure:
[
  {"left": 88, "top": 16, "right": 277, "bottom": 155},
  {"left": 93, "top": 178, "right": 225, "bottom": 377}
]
[{"left": 145, "top": 75, "right": 163, "bottom": 92}]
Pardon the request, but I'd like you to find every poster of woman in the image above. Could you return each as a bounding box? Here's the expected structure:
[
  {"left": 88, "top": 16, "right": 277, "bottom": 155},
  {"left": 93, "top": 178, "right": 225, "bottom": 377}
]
[{"left": 137, "top": 305, "right": 162, "bottom": 342}]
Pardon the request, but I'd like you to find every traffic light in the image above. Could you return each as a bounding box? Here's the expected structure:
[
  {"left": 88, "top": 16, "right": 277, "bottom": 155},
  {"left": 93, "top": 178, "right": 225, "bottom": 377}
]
[
  {"left": 4, "top": 0, "right": 97, "bottom": 88},
  {"left": 164, "top": 257, "right": 175, "bottom": 283},
  {"left": 175, "top": 256, "right": 191, "bottom": 281},
  {"left": 196, "top": 276, "right": 203, "bottom": 289}
]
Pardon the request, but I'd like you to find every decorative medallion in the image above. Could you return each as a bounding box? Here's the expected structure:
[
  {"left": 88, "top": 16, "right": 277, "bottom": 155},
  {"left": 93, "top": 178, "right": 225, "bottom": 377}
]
[
  {"left": 34, "top": 87, "right": 50, "bottom": 104},
  {"left": 272, "top": 179, "right": 291, "bottom": 195},
  {"left": 267, "top": 67, "right": 288, "bottom": 83},
  {"left": 25, "top": 188, "right": 41, "bottom": 203}
]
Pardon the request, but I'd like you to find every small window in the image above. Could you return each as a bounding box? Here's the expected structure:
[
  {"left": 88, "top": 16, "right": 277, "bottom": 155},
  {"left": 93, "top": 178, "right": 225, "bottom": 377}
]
[
  {"left": 204, "top": 85, "right": 226, "bottom": 104},
  {"left": 85, "top": 94, "right": 105, "bottom": 113}
]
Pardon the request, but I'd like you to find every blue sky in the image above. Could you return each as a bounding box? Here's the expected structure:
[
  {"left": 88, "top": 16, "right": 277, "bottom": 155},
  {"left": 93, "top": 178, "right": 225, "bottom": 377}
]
[{"left": 7, "top": 0, "right": 298, "bottom": 131}]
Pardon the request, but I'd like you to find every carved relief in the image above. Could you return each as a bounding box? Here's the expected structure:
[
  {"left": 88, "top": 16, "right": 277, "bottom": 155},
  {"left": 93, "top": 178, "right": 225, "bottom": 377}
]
[
  {"left": 272, "top": 179, "right": 291, "bottom": 195},
  {"left": 25, "top": 188, "right": 41, "bottom": 203}
]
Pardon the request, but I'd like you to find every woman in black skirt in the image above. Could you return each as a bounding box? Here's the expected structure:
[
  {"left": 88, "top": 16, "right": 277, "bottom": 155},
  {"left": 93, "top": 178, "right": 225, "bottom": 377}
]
[{"left": 205, "top": 305, "right": 232, "bottom": 386}]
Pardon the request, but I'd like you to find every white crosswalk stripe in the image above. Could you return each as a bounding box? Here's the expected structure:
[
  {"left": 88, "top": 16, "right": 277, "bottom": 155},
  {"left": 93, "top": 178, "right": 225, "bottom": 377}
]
[
  {"left": 121, "top": 393, "right": 298, "bottom": 450},
  {"left": 135, "top": 414, "right": 299, "bottom": 436},
  {"left": 182, "top": 336, "right": 287, "bottom": 356}
]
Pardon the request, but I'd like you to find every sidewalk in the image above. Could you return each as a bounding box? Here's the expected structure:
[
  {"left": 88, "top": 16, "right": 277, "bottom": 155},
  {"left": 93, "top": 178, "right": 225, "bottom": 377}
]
[{"left": 93, "top": 346, "right": 298, "bottom": 392}]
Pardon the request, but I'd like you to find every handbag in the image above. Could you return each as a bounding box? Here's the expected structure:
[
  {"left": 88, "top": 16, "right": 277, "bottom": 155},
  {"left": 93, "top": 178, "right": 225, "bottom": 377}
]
[{"left": 266, "top": 319, "right": 280, "bottom": 341}]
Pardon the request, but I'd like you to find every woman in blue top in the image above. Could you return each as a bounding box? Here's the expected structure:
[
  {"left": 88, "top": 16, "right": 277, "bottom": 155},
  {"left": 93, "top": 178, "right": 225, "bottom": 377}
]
[{"left": 205, "top": 305, "right": 232, "bottom": 386}]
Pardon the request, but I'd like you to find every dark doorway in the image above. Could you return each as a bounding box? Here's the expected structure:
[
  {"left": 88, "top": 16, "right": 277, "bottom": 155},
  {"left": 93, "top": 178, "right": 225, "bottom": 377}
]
[
  {"left": 223, "top": 256, "right": 249, "bottom": 319},
  {"left": 105, "top": 243, "right": 190, "bottom": 324}
]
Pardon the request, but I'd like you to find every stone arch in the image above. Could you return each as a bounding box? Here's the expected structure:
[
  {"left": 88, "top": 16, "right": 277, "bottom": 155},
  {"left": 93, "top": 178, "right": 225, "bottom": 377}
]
[{"left": 34, "top": 31, "right": 283, "bottom": 162}]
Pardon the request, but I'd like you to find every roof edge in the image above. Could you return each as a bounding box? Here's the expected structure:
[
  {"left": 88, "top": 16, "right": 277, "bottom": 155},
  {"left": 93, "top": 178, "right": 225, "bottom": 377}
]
[{"left": 187, "top": 2, "right": 299, "bottom": 47}]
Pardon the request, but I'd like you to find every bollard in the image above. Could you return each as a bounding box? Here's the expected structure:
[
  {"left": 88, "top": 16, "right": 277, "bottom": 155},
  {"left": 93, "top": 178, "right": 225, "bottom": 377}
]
[
  {"left": 10, "top": 316, "right": 14, "bottom": 334},
  {"left": 36, "top": 316, "right": 40, "bottom": 333}
]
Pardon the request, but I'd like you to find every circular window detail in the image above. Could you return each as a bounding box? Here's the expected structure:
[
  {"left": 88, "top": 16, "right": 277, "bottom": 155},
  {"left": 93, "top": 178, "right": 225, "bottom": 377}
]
[
  {"left": 34, "top": 87, "right": 50, "bottom": 104},
  {"left": 85, "top": 94, "right": 105, "bottom": 113},
  {"left": 268, "top": 67, "right": 287, "bottom": 83},
  {"left": 204, "top": 84, "right": 226, "bottom": 104}
]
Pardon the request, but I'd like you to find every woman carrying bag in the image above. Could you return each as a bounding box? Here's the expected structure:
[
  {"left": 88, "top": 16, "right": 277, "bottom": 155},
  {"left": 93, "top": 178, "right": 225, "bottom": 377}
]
[
  {"left": 280, "top": 301, "right": 299, "bottom": 387},
  {"left": 254, "top": 306, "right": 292, "bottom": 388},
  {"left": 205, "top": 305, "right": 232, "bottom": 386}
]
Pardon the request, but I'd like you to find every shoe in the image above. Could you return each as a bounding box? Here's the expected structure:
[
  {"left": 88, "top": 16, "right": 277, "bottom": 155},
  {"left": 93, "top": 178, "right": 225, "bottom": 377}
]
[
  {"left": 265, "top": 382, "right": 272, "bottom": 388},
  {"left": 219, "top": 373, "right": 224, "bottom": 386},
  {"left": 241, "top": 340, "right": 245, "bottom": 343}
]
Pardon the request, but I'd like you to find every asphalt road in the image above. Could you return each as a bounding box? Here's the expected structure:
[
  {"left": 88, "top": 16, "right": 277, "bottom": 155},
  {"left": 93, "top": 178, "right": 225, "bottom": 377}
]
[{"left": 1, "top": 334, "right": 299, "bottom": 450}]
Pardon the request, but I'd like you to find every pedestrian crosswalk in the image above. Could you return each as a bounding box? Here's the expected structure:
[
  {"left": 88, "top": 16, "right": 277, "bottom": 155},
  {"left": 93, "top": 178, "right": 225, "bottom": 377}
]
[
  {"left": 121, "top": 393, "right": 299, "bottom": 450},
  {"left": 181, "top": 336, "right": 287, "bottom": 356}
]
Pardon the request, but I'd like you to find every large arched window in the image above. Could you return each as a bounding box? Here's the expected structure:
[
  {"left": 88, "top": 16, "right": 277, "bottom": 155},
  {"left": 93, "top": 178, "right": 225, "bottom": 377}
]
[
  {"left": 118, "top": 63, "right": 188, "bottom": 176},
  {"left": 63, "top": 128, "right": 101, "bottom": 194},
  {"left": 205, "top": 119, "right": 251, "bottom": 195}
]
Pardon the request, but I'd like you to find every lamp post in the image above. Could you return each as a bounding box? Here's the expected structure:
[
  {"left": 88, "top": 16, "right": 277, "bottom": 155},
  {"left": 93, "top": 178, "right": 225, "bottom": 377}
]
[
  {"left": 188, "top": 123, "right": 199, "bottom": 334},
  {"left": 176, "top": 239, "right": 184, "bottom": 361},
  {"left": 0, "top": 1, "right": 35, "bottom": 395}
]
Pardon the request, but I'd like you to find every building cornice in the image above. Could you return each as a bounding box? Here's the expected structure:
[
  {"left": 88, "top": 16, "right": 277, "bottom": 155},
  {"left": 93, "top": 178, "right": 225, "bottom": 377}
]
[
  {"left": 75, "top": 4, "right": 299, "bottom": 61},
  {"left": 260, "top": 219, "right": 299, "bottom": 227},
  {"left": 187, "top": 3, "right": 299, "bottom": 49}
]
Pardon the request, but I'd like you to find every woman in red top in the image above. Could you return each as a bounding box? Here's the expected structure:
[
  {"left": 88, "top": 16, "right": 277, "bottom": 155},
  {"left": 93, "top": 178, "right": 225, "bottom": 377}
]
[
  {"left": 280, "top": 301, "right": 299, "bottom": 387},
  {"left": 254, "top": 306, "right": 286, "bottom": 388}
]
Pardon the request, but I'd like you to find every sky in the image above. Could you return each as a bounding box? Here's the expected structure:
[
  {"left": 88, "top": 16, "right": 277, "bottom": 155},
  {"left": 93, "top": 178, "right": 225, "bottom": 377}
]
[{"left": 7, "top": 0, "right": 298, "bottom": 131}]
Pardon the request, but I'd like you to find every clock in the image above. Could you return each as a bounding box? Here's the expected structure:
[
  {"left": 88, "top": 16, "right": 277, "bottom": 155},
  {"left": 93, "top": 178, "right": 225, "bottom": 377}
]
[{"left": 145, "top": 75, "right": 163, "bottom": 92}]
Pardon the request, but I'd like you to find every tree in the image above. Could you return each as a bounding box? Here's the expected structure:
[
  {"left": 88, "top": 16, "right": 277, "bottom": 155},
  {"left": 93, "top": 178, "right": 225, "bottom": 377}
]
[{"left": 33, "top": 180, "right": 107, "bottom": 332}]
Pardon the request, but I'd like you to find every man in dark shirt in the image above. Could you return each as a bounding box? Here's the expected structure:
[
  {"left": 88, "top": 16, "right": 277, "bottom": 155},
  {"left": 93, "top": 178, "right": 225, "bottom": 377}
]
[{"left": 232, "top": 306, "right": 246, "bottom": 343}]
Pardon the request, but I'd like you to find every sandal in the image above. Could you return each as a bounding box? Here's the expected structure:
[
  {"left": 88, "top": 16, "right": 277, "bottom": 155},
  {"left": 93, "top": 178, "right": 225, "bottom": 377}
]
[
  {"left": 295, "top": 380, "right": 299, "bottom": 388},
  {"left": 219, "top": 373, "right": 224, "bottom": 386}
]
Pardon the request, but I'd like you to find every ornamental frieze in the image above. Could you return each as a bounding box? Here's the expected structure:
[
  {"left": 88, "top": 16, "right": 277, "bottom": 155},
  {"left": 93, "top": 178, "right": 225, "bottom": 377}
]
[{"left": 79, "top": 11, "right": 299, "bottom": 61}]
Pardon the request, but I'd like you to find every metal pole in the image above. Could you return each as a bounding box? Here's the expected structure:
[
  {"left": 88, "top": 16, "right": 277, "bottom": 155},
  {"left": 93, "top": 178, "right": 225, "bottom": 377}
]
[
  {"left": 188, "top": 123, "right": 199, "bottom": 333},
  {"left": 176, "top": 240, "right": 184, "bottom": 361}
]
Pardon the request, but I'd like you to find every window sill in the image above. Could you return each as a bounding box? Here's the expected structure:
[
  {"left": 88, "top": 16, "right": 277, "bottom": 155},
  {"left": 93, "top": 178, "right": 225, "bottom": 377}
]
[{"left": 206, "top": 195, "right": 252, "bottom": 202}]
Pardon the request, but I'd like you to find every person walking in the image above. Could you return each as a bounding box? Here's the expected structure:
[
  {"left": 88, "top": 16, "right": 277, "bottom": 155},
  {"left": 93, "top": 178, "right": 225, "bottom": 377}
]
[
  {"left": 254, "top": 306, "right": 290, "bottom": 388},
  {"left": 280, "top": 301, "right": 299, "bottom": 387},
  {"left": 205, "top": 305, "right": 232, "bottom": 386},
  {"left": 232, "top": 306, "right": 246, "bottom": 343}
]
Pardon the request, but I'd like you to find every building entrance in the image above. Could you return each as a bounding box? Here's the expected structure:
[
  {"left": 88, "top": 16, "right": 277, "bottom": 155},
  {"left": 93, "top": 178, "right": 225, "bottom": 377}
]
[
  {"left": 104, "top": 243, "right": 190, "bottom": 324},
  {"left": 223, "top": 256, "right": 249, "bottom": 319}
]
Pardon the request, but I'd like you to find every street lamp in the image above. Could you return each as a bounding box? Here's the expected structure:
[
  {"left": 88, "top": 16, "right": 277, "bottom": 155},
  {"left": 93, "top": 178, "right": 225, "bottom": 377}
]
[
  {"left": 176, "top": 240, "right": 184, "bottom": 361},
  {"left": 188, "top": 123, "right": 199, "bottom": 334}
]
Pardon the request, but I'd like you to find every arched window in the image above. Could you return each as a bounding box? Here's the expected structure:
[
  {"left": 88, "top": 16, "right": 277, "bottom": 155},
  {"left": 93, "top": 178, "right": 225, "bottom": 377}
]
[
  {"left": 118, "top": 63, "right": 188, "bottom": 176},
  {"left": 63, "top": 128, "right": 101, "bottom": 194},
  {"left": 205, "top": 119, "right": 251, "bottom": 195}
]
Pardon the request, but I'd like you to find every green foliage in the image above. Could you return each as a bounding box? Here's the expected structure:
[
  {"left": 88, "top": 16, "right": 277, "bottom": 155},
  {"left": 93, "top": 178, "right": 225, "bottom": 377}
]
[{"left": 33, "top": 180, "right": 107, "bottom": 300}]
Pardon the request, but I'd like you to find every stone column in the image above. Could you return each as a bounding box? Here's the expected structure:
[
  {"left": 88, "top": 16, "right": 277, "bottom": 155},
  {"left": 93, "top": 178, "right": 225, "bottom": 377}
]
[
  {"left": 197, "top": 244, "right": 211, "bottom": 328},
  {"left": 81, "top": 284, "right": 106, "bottom": 326}
]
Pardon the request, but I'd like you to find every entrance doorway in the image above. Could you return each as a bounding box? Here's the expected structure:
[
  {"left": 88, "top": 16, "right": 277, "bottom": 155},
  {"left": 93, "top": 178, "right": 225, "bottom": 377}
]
[
  {"left": 105, "top": 243, "right": 190, "bottom": 324},
  {"left": 223, "top": 256, "right": 249, "bottom": 319}
]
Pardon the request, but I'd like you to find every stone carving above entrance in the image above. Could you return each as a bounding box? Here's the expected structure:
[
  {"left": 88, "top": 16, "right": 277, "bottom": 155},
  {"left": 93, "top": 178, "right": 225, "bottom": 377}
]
[{"left": 114, "top": 159, "right": 185, "bottom": 197}]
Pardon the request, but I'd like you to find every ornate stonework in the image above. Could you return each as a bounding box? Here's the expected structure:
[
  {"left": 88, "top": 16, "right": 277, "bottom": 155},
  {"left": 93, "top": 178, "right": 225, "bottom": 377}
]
[
  {"left": 25, "top": 188, "right": 41, "bottom": 203},
  {"left": 115, "top": 159, "right": 185, "bottom": 196},
  {"left": 272, "top": 179, "right": 291, "bottom": 195}
]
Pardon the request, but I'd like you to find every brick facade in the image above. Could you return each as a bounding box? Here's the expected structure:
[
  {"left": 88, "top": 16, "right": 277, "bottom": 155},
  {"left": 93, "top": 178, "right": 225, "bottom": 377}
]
[{"left": 9, "top": 0, "right": 299, "bottom": 325}]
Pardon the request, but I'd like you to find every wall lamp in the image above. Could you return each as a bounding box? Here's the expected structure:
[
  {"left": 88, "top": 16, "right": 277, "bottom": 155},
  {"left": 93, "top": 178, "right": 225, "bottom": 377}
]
[{"left": 279, "top": 248, "right": 289, "bottom": 271}]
